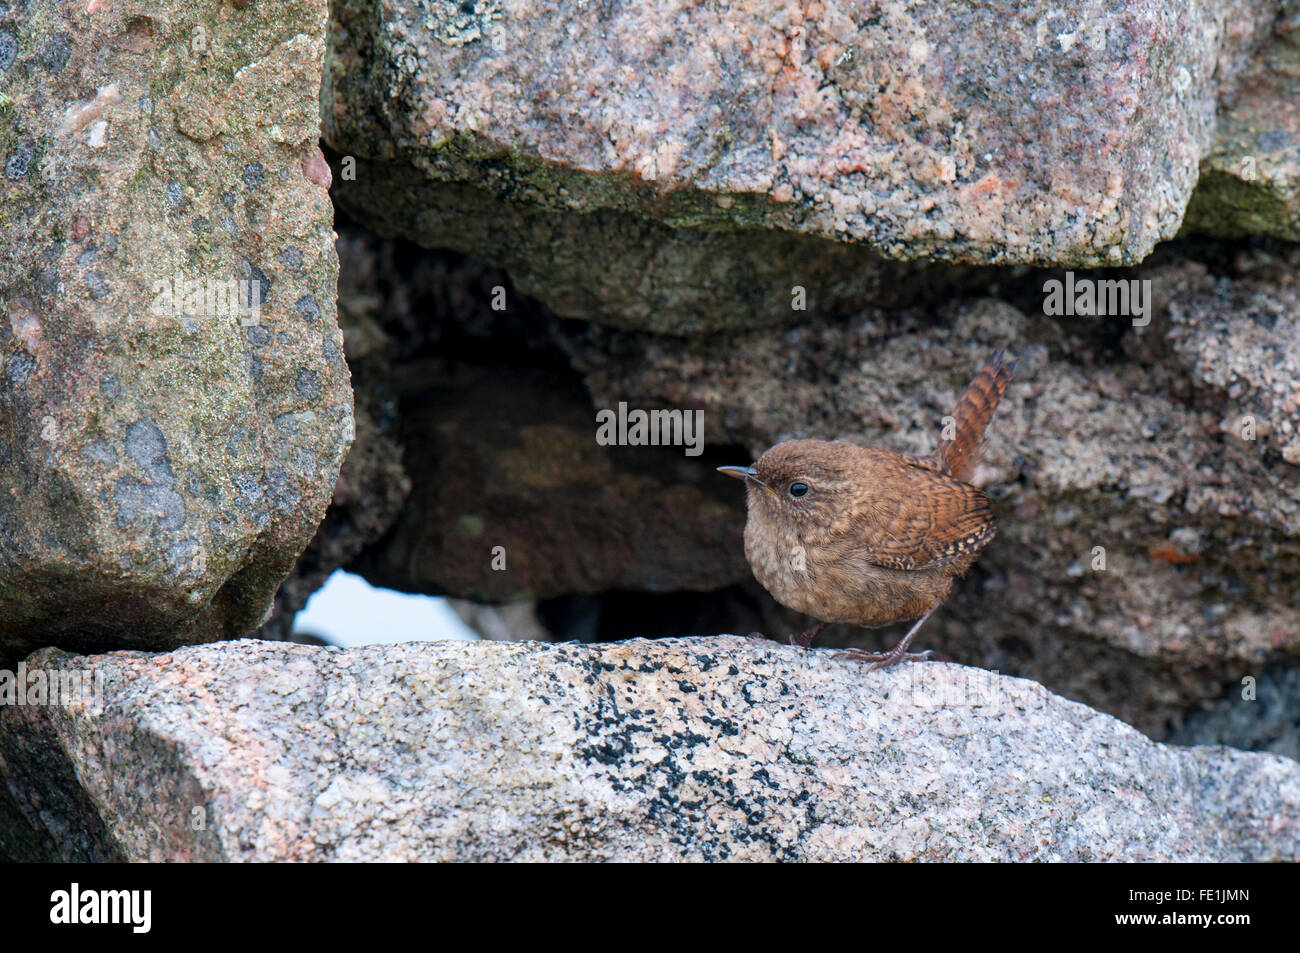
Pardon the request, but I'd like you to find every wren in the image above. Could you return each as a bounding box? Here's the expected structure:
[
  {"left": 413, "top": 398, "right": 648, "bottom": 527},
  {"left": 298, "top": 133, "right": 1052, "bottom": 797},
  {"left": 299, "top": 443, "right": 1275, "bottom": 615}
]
[{"left": 718, "top": 352, "right": 1014, "bottom": 670}]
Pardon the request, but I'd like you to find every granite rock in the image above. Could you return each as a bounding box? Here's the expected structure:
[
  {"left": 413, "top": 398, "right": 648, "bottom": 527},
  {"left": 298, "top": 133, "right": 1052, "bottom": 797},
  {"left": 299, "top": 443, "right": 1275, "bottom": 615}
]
[
  {"left": 0, "top": 1, "right": 352, "bottom": 663},
  {"left": 322, "top": 0, "right": 1276, "bottom": 330},
  {"left": 2, "top": 638, "right": 1296, "bottom": 862},
  {"left": 1184, "top": 14, "right": 1300, "bottom": 241}
]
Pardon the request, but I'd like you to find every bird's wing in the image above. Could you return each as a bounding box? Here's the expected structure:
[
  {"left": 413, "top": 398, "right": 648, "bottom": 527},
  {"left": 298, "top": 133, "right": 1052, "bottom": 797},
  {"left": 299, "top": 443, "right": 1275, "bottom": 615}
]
[{"left": 851, "top": 461, "right": 996, "bottom": 571}]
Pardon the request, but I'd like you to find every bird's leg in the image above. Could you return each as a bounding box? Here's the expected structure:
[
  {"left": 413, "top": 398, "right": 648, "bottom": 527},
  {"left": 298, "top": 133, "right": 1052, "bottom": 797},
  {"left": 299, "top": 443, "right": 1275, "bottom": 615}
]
[
  {"left": 790, "top": 621, "right": 826, "bottom": 648},
  {"left": 834, "top": 603, "right": 941, "bottom": 670}
]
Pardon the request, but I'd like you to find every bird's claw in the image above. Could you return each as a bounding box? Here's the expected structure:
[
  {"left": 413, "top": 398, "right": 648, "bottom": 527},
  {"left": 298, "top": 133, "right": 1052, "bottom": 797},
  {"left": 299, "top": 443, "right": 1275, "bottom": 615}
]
[{"left": 831, "top": 648, "right": 933, "bottom": 670}]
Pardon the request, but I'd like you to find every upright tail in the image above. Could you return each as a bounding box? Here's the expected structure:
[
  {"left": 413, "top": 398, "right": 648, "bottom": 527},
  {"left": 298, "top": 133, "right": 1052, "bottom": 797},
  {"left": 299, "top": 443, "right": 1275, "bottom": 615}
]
[{"left": 932, "top": 351, "right": 1014, "bottom": 482}]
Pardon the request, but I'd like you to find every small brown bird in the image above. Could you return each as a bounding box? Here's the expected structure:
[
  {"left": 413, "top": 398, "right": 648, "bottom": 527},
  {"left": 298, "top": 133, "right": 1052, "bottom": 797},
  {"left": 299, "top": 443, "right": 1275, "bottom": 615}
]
[{"left": 718, "top": 352, "right": 1013, "bottom": 670}]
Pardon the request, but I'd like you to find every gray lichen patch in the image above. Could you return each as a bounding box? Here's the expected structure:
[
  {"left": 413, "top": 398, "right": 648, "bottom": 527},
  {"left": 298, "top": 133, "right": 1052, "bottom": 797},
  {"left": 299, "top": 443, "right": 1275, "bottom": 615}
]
[{"left": 420, "top": 0, "right": 502, "bottom": 47}]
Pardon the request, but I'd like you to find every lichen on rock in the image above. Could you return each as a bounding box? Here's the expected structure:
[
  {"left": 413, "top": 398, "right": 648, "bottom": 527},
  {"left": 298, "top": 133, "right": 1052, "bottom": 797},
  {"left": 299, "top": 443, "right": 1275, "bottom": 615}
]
[
  {"left": 2, "top": 638, "right": 1297, "bottom": 861},
  {"left": 0, "top": 0, "right": 352, "bottom": 664}
]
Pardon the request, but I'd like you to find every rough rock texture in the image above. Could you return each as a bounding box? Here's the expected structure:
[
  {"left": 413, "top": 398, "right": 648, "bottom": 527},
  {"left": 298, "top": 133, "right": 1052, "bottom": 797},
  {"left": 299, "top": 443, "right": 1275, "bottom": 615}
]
[
  {"left": 322, "top": 153, "right": 993, "bottom": 335},
  {"left": 0, "top": 1, "right": 352, "bottom": 663},
  {"left": 1171, "top": 665, "right": 1300, "bottom": 763},
  {"left": 253, "top": 233, "right": 413, "bottom": 640},
  {"left": 2, "top": 638, "right": 1297, "bottom": 862},
  {"left": 1185, "top": 13, "right": 1300, "bottom": 241},
  {"left": 321, "top": 0, "right": 1276, "bottom": 330}
]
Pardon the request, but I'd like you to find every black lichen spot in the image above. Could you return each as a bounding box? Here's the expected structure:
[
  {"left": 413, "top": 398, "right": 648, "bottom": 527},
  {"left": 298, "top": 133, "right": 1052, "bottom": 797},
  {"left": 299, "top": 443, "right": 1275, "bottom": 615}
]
[
  {"left": 5, "top": 140, "right": 34, "bottom": 180},
  {"left": 294, "top": 368, "right": 320, "bottom": 400},
  {"left": 265, "top": 466, "right": 297, "bottom": 513},
  {"left": 85, "top": 270, "right": 110, "bottom": 299},
  {"left": 42, "top": 33, "right": 71, "bottom": 73},
  {"left": 701, "top": 713, "right": 740, "bottom": 736},
  {"left": 0, "top": 31, "right": 17, "bottom": 70},
  {"left": 579, "top": 736, "right": 632, "bottom": 767},
  {"left": 751, "top": 767, "right": 780, "bottom": 790},
  {"left": 246, "top": 266, "right": 270, "bottom": 307},
  {"left": 165, "top": 180, "right": 185, "bottom": 209},
  {"left": 277, "top": 247, "right": 303, "bottom": 271},
  {"left": 233, "top": 470, "right": 263, "bottom": 502},
  {"left": 241, "top": 161, "right": 264, "bottom": 190},
  {"left": 125, "top": 420, "right": 175, "bottom": 485},
  {"left": 295, "top": 294, "right": 319, "bottom": 324},
  {"left": 4, "top": 352, "right": 33, "bottom": 387},
  {"left": 654, "top": 728, "right": 709, "bottom": 752}
]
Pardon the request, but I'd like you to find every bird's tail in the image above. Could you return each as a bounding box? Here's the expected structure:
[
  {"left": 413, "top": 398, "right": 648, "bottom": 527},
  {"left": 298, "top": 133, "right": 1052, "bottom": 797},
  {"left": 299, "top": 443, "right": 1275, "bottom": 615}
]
[{"left": 932, "top": 351, "right": 1014, "bottom": 482}]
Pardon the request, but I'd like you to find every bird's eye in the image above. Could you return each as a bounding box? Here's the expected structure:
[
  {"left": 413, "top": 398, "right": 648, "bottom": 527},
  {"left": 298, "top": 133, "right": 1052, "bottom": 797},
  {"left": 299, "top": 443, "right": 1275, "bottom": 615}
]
[{"left": 789, "top": 482, "right": 810, "bottom": 498}]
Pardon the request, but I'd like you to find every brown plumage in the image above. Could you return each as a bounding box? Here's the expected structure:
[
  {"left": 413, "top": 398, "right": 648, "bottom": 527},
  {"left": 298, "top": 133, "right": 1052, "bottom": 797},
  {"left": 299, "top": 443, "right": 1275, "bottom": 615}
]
[{"left": 718, "top": 352, "right": 1014, "bottom": 669}]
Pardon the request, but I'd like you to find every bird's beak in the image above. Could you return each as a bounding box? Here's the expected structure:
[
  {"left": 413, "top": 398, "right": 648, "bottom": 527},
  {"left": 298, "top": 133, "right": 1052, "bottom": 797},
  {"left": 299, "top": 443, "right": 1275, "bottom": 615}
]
[{"left": 717, "top": 465, "right": 775, "bottom": 494}]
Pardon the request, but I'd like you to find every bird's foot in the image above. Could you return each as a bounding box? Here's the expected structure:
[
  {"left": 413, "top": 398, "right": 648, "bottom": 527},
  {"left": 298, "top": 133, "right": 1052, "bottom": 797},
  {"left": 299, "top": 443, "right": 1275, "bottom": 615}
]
[
  {"left": 790, "top": 621, "right": 826, "bottom": 649},
  {"left": 833, "top": 602, "right": 943, "bottom": 671},
  {"left": 742, "top": 631, "right": 772, "bottom": 642},
  {"left": 832, "top": 648, "right": 932, "bottom": 670}
]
